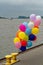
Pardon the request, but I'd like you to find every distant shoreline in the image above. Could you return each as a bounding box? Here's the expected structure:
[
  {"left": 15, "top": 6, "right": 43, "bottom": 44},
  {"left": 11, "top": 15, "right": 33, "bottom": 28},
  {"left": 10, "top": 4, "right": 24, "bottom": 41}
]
[{"left": 0, "top": 16, "right": 43, "bottom": 19}]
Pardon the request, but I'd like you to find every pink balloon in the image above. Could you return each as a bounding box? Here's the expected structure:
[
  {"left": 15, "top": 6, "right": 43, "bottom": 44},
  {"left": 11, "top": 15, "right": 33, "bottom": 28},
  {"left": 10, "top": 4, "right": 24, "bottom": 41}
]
[
  {"left": 15, "top": 42, "right": 21, "bottom": 49},
  {"left": 34, "top": 20, "right": 41, "bottom": 26},
  {"left": 19, "top": 24, "right": 26, "bottom": 32}
]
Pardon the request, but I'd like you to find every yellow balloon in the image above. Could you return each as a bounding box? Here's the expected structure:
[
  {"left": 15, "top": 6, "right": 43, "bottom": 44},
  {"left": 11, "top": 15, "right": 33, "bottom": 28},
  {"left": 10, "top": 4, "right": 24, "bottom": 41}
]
[
  {"left": 24, "top": 34, "right": 29, "bottom": 41},
  {"left": 32, "top": 27, "right": 39, "bottom": 34},
  {"left": 18, "top": 32, "right": 25, "bottom": 40},
  {"left": 13, "top": 37, "right": 20, "bottom": 43}
]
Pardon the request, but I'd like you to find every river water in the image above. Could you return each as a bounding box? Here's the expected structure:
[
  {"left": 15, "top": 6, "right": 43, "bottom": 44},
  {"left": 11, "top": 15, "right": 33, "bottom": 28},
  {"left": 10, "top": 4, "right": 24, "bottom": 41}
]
[{"left": 0, "top": 19, "right": 43, "bottom": 59}]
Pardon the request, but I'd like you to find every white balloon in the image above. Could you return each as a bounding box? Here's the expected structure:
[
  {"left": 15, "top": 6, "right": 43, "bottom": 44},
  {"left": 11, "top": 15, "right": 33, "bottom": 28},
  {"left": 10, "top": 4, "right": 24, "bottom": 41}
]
[
  {"left": 36, "top": 15, "right": 41, "bottom": 20},
  {"left": 28, "top": 22, "right": 34, "bottom": 29}
]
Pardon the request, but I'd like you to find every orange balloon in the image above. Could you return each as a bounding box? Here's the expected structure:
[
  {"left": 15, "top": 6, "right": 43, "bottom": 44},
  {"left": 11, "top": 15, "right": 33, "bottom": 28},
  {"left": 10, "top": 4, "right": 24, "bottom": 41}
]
[
  {"left": 16, "top": 30, "right": 21, "bottom": 37},
  {"left": 34, "top": 26, "right": 39, "bottom": 28}
]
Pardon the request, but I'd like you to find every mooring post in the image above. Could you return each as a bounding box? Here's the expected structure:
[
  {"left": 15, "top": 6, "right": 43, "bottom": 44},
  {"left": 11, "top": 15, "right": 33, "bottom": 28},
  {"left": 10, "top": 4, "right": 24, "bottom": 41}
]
[
  {"left": 11, "top": 53, "right": 19, "bottom": 64},
  {"left": 4, "top": 55, "right": 11, "bottom": 65}
]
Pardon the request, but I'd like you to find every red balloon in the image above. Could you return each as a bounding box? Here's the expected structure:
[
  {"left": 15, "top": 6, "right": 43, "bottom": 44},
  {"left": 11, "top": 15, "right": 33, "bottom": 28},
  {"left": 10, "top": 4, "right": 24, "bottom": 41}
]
[
  {"left": 33, "top": 36, "right": 37, "bottom": 41},
  {"left": 21, "top": 40, "right": 27, "bottom": 46}
]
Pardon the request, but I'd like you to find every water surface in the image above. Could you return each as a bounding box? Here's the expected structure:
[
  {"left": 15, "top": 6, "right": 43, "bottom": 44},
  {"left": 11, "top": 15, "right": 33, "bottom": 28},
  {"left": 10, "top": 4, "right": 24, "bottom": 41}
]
[{"left": 0, "top": 19, "right": 43, "bottom": 59}]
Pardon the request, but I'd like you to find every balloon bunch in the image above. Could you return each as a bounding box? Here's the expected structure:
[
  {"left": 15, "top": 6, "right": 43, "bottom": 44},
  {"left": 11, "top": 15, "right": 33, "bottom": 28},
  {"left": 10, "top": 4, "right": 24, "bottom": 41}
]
[{"left": 13, "top": 14, "right": 41, "bottom": 51}]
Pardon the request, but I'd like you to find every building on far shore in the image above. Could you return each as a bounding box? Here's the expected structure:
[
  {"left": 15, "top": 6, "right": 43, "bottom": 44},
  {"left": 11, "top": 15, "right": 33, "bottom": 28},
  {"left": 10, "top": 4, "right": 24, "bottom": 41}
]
[{"left": 18, "top": 16, "right": 29, "bottom": 19}]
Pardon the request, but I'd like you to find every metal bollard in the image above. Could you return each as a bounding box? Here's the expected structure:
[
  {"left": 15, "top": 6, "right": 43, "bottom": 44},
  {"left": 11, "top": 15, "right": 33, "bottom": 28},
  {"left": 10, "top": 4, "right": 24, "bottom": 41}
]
[
  {"left": 3, "top": 53, "right": 20, "bottom": 65},
  {"left": 3, "top": 55, "right": 12, "bottom": 65},
  {"left": 11, "top": 53, "right": 20, "bottom": 64}
]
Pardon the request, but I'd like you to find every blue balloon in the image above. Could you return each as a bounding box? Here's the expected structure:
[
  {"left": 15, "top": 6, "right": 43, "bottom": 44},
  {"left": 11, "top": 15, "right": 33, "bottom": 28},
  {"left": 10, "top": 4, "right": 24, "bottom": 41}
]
[
  {"left": 29, "top": 34, "right": 36, "bottom": 41},
  {"left": 20, "top": 46, "right": 26, "bottom": 51},
  {"left": 25, "top": 28, "right": 31, "bottom": 35},
  {"left": 27, "top": 41, "right": 32, "bottom": 47},
  {"left": 23, "top": 22, "right": 28, "bottom": 28}
]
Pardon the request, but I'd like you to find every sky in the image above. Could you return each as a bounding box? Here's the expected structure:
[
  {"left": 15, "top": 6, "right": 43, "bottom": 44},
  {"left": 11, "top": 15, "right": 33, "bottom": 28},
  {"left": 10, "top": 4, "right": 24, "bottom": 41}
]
[{"left": 0, "top": 0, "right": 43, "bottom": 18}]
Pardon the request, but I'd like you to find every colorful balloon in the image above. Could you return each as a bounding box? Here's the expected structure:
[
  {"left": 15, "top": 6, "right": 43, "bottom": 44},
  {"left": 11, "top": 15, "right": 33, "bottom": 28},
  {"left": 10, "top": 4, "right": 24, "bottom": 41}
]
[
  {"left": 36, "top": 15, "right": 41, "bottom": 21},
  {"left": 15, "top": 42, "right": 21, "bottom": 48},
  {"left": 32, "top": 27, "right": 39, "bottom": 34},
  {"left": 28, "top": 22, "right": 34, "bottom": 29},
  {"left": 13, "top": 14, "right": 41, "bottom": 51},
  {"left": 24, "top": 34, "right": 29, "bottom": 41},
  {"left": 16, "top": 30, "right": 21, "bottom": 37},
  {"left": 27, "top": 41, "right": 32, "bottom": 47},
  {"left": 13, "top": 37, "right": 20, "bottom": 43},
  {"left": 23, "top": 22, "right": 28, "bottom": 28},
  {"left": 21, "top": 40, "right": 27, "bottom": 46},
  {"left": 19, "top": 24, "right": 26, "bottom": 32},
  {"left": 20, "top": 46, "right": 26, "bottom": 51},
  {"left": 34, "top": 26, "right": 39, "bottom": 28},
  {"left": 34, "top": 19, "right": 41, "bottom": 27},
  {"left": 18, "top": 32, "right": 25, "bottom": 40},
  {"left": 30, "top": 14, "right": 36, "bottom": 21},
  {"left": 29, "top": 34, "right": 36, "bottom": 41},
  {"left": 25, "top": 27, "right": 31, "bottom": 35},
  {"left": 33, "top": 36, "right": 37, "bottom": 41}
]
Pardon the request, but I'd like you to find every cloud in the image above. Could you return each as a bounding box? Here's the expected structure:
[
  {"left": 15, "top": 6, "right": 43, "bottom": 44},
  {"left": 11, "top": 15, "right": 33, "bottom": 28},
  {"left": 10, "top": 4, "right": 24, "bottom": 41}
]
[
  {"left": 0, "top": 0, "right": 43, "bottom": 5},
  {"left": 0, "top": 0, "right": 28, "bottom": 5},
  {"left": 0, "top": 0, "right": 43, "bottom": 17}
]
